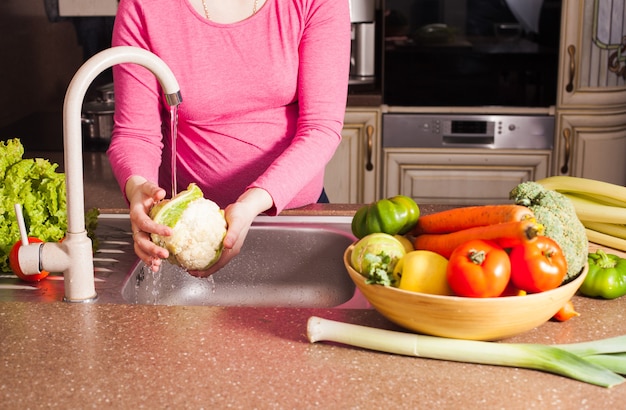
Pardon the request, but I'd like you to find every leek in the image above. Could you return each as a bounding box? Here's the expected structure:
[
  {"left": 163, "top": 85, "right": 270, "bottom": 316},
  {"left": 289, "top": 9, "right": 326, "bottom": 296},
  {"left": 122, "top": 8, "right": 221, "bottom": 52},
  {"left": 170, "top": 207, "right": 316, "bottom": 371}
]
[
  {"left": 583, "top": 354, "right": 626, "bottom": 375},
  {"left": 306, "top": 316, "right": 625, "bottom": 388},
  {"left": 556, "top": 334, "right": 626, "bottom": 356}
]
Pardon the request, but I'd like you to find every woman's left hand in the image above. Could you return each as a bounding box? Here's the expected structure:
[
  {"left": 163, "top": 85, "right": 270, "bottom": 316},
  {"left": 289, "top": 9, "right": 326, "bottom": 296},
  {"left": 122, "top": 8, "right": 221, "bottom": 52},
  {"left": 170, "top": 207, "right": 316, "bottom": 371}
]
[{"left": 187, "top": 188, "right": 273, "bottom": 277}]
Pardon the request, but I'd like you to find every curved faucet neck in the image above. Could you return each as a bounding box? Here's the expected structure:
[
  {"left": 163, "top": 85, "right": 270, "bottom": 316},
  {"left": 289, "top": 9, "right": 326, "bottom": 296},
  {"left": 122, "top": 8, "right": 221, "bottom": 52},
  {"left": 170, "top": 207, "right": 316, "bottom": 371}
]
[
  {"left": 63, "top": 46, "right": 181, "bottom": 234},
  {"left": 61, "top": 46, "right": 181, "bottom": 302}
]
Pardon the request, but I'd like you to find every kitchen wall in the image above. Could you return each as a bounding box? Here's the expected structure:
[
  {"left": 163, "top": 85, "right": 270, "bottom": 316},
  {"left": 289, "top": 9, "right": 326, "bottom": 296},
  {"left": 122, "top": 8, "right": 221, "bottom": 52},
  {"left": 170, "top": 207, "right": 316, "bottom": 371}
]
[{"left": 0, "top": 0, "right": 83, "bottom": 139}]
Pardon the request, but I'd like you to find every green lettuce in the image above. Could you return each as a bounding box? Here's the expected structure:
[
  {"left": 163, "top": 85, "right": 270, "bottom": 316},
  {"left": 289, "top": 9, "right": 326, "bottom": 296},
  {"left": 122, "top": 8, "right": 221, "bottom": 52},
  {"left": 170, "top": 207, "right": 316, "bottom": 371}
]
[{"left": 0, "top": 138, "right": 67, "bottom": 272}]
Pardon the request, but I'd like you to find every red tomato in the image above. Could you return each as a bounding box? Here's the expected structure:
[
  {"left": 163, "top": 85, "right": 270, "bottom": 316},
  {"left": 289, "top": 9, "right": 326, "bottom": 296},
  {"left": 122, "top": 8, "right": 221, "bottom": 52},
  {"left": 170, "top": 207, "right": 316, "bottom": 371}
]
[
  {"left": 446, "top": 239, "right": 511, "bottom": 298},
  {"left": 509, "top": 236, "right": 567, "bottom": 293},
  {"left": 500, "top": 280, "right": 527, "bottom": 297},
  {"left": 8, "top": 237, "right": 50, "bottom": 282}
]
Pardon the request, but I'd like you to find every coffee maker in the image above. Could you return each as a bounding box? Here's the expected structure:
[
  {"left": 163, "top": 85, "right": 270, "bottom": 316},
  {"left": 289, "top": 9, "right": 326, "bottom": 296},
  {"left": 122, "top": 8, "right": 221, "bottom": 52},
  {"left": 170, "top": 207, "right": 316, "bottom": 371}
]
[{"left": 349, "top": 0, "right": 376, "bottom": 84}]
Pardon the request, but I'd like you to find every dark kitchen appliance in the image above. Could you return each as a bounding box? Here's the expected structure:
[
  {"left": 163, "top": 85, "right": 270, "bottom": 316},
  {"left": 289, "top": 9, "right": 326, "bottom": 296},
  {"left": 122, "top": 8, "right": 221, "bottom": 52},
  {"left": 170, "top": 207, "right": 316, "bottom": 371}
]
[
  {"left": 349, "top": 0, "right": 377, "bottom": 85},
  {"left": 382, "top": 0, "right": 562, "bottom": 108}
]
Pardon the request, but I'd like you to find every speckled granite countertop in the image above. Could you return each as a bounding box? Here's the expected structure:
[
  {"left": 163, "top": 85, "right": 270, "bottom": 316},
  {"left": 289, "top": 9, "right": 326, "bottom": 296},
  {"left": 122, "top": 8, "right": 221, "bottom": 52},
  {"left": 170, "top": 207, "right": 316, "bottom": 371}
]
[
  {"left": 3, "top": 152, "right": 626, "bottom": 408},
  {"left": 2, "top": 294, "right": 626, "bottom": 409}
]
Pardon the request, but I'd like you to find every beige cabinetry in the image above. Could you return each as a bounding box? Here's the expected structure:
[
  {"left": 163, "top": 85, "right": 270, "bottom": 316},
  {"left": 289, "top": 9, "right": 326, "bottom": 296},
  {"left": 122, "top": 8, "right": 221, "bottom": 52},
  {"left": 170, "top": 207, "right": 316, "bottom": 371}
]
[
  {"left": 555, "top": 110, "right": 626, "bottom": 184},
  {"left": 324, "top": 107, "right": 381, "bottom": 204},
  {"left": 383, "top": 148, "right": 551, "bottom": 205},
  {"left": 555, "top": 0, "right": 626, "bottom": 185}
]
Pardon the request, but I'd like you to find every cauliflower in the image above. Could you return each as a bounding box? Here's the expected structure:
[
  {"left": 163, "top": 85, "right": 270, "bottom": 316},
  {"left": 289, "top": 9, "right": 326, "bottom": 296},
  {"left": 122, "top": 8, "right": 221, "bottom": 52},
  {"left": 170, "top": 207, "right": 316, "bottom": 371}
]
[
  {"left": 509, "top": 181, "right": 588, "bottom": 283},
  {"left": 149, "top": 183, "right": 227, "bottom": 271}
]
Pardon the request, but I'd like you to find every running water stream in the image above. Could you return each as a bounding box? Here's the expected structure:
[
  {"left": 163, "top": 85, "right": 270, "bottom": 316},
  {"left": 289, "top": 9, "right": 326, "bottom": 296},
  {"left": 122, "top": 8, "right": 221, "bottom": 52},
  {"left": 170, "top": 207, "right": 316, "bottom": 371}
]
[
  {"left": 166, "top": 105, "right": 217, "bottom": 293},
  {"left": 170, "top": 105, "right": 179, "bottom": 198}
]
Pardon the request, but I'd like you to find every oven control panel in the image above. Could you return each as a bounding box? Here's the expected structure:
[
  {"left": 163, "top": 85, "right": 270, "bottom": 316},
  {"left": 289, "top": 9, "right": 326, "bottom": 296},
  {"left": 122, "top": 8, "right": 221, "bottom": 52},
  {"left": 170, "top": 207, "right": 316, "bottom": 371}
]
[{"left": 383, "top": 114, "right": 554, "bottom": 150}]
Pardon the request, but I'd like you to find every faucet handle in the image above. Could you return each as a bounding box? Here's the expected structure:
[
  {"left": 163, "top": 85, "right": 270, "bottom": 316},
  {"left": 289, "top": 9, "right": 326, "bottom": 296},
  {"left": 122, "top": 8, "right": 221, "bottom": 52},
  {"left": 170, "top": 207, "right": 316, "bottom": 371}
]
[
  {"left": 9, "top": 203, "right": 50, "bottom": 281},
  {"left": 14, "top": 203, "right": 29, "bottom": 247},
  {"left": 9, "top": 237, "right": 49, "bottom": 282}
]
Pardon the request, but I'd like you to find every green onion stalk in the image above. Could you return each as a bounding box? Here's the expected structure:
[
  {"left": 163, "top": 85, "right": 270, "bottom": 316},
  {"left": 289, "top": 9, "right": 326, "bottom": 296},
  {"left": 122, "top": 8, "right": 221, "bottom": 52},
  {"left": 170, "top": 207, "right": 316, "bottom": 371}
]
[
  {"left": 306, "top": 316, "right": 625, "bottom": 388},
  {"left": 557, "top": 336, "right": 626, "bottom": 376}
]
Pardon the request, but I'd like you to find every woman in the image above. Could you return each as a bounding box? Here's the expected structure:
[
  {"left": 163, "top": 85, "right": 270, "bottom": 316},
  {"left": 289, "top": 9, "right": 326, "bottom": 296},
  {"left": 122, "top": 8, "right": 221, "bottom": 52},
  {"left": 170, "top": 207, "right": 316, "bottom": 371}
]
[{"left": 107, "top": 0, "right": 350, "bottom": 276}]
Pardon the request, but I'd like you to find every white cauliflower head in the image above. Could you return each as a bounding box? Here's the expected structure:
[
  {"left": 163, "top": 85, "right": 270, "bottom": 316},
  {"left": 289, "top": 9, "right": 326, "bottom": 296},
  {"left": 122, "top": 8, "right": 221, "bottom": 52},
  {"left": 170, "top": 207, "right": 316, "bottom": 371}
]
[{"left": 149, "top": 183, "right": 227, "bottom": 271}]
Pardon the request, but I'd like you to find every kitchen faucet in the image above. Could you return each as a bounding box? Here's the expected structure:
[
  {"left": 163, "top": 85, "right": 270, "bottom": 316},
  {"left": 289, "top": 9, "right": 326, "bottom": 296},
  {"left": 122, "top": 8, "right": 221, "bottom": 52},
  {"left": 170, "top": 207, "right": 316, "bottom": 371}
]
[{"left": 16, "top": 46, "right": 182, "bottom": 302}]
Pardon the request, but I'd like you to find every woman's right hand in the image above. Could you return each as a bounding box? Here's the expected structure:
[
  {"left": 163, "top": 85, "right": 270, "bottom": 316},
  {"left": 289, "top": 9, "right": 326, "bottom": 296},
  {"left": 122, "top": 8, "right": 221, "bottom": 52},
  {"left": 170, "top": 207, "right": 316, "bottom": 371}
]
[{"left": 125, "top": 176, "right": 173, "bottom": 271}]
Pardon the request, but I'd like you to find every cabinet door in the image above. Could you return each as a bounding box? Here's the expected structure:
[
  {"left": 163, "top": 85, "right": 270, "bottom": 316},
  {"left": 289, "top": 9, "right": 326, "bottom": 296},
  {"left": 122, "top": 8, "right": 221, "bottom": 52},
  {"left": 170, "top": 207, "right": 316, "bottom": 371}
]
[
  {"left": 384, "top": 149, "right": 552, "bottom": 205},
  {"left": 555, "top": 110, "right": 626, "bottom": 185},
  {"left": 324, "top": 108, "right": 381, "bottom": 204},
  {"left": 558, "top": 0, "right": 626, "bottom": 107}
]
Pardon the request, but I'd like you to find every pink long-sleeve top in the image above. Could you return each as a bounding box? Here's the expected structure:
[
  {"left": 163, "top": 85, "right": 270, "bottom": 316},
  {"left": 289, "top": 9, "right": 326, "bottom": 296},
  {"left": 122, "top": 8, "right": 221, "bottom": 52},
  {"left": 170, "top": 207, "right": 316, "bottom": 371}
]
[{"left": 107, "top": 0, "right": 350, "bottom": 214}]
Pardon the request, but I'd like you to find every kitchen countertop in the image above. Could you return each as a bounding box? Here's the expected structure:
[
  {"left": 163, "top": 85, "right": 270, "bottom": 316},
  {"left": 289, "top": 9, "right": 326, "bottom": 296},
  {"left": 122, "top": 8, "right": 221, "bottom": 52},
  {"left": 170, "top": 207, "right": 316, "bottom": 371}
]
[
  {"left": 347, "top": 92, "right": 382, "bottom": 107},
  {"left": 2, "top": 287, "right": 626, "bottom": 408},
  {"left": 2, "top": 152, "right": 626, "bottom": 408}
]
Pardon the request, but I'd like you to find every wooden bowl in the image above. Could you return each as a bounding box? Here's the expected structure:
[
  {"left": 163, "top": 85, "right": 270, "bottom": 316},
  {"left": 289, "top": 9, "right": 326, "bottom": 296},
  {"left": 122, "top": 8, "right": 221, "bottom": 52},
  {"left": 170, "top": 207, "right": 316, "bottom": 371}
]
[{"left": 344, "top": 244, "right": 588, "bottom": 341}]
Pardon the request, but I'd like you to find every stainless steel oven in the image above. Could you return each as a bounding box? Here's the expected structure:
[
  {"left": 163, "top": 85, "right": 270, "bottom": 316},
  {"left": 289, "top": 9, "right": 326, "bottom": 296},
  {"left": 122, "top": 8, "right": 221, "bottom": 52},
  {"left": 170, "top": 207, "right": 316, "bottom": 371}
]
[
  {"left": 382, "top": 112, "right": 556, "bottom": 204},
  {"left": 383, "top": 113, "right": 555, "bottom": 150},
  {"left": 379, "top": 1, "right": 562, "bottom": 204}
]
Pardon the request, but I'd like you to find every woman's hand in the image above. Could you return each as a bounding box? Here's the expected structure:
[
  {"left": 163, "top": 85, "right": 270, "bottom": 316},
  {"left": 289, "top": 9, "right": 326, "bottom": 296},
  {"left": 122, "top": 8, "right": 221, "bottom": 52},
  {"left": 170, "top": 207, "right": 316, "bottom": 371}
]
[
  {"left": 125, "top": 176, "right": 172, "bottom": 272},
  {"left": 188, "top": 188, "right": 273, "bottom": 277}
]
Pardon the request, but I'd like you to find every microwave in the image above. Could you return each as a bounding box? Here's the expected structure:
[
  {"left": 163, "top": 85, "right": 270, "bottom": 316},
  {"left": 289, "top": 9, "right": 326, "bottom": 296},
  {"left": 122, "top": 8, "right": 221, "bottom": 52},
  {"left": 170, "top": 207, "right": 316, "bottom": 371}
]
[{"left": 382, "top": 0, "right": 562, "bottom": 108}]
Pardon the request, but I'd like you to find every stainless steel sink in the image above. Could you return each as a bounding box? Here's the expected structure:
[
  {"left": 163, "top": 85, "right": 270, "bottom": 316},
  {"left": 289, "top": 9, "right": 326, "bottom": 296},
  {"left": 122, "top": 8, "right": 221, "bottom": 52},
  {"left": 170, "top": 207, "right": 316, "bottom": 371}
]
[
  {"left": 121, "top": 216, "right": 359, "bottom": 307},
  {"left": 0, "top": 214, "right": 368, "bottom": 308}
]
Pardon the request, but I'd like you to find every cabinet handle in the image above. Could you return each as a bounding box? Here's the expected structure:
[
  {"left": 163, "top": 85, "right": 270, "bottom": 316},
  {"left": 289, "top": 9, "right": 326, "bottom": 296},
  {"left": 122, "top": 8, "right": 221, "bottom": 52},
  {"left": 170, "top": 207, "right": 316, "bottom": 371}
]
[
  {"left": 560, "top": 127, "right": 571, "bottom": 174},
  {"left": 565, "top": 45, "right": 576, "bottom": 93},
  {"left": 365, "top": 124, "right": 374, "bottom": 171}
]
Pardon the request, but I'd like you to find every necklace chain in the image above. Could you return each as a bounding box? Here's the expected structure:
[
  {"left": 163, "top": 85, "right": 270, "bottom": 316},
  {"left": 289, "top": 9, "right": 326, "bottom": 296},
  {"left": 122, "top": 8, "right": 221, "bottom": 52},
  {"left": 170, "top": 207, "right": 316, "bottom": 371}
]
[{"left": 201, "top": 0, "right": 259, "bottom": 20}]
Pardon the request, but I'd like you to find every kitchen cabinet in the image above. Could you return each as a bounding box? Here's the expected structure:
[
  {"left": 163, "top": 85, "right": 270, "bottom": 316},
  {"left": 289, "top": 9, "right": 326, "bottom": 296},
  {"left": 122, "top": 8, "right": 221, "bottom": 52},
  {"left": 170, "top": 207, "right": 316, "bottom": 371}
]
[
  {"left": 555, "top": 109, "right": 626, "bottom": 185},
  {"left": 324, "top": 107, "right": 381, "bottom": 203},
  {"left": 554, "top": 0, "right": 626, "bottom": 184},
  {"left": 383, "top": 148, "right": 552, "bottom": 205},
  {"left": 557, "top": 0, "right": 626, "bottom": 108}
]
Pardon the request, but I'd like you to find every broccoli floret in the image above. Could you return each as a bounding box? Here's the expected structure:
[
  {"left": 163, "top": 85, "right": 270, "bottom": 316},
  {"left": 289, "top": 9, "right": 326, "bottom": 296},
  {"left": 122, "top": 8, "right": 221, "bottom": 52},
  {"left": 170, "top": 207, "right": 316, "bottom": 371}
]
[{"left": 510, "top": 181, "right": 588, "bottom": 283}]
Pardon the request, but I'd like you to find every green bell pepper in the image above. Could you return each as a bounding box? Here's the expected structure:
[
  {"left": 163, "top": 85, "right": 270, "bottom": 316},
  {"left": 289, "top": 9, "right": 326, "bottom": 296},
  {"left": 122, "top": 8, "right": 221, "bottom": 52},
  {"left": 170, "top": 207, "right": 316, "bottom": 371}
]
[
  {"left": 579, "top": 250, "right": 626, "bottom": 300},
  {"left": 351, "top": 195, "right": 420, "bottom": 239}
]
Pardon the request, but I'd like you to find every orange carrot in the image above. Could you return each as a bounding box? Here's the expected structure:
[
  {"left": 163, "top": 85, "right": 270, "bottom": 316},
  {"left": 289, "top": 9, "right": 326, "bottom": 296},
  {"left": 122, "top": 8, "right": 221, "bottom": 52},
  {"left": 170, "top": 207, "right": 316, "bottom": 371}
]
[
  {"left": 552, "top": 300, "right": 580, "bottom": 322},
  {"left": 413, "top": 219, "right": 543, "bottom": 259},
  {"left": 413, "top": 205, "right": 534, "bottom": 235}
]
